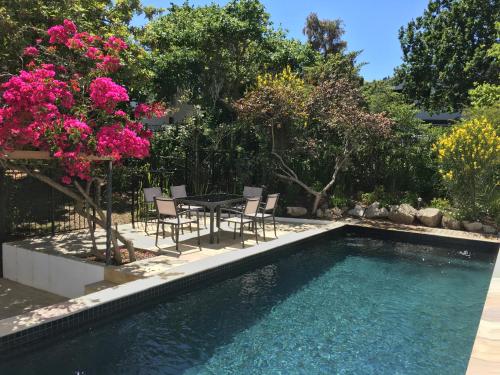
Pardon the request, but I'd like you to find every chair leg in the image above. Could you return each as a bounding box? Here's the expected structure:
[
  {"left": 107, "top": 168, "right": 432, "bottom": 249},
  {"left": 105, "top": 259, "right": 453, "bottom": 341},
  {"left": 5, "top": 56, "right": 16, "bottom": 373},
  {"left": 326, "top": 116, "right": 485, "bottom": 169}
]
[
  {"left": 197, "top": 218, "right": 201, "bottom": 250},
  {"left": 176, "top": 226, "right": 180, "bottom": 254},
  {"left": 241, "top": 224, "right": 244, "bottom": 248},
  {"left": 262, "top": 216, "right": 266, "bottom": 241},
  {"left": 189, "top": 222, "right": 192, "bottom": 232},
  {"left": 254, "top": 219, "right": 259, "bottom": 244},
  {"left": 273, "top": 216, "right": 277, "bottom": 238},
  {"left": 233, "top": 223, "right": 236, "bottom": 239},
  {"left": 204, "top": 209, "right": 207, "bottom": 227},
  {"left": 155, "top": 221, "right": 160, "bottom": 246},
  {"left": 162, "top": 223, "right": 165, "bottom": 238}
]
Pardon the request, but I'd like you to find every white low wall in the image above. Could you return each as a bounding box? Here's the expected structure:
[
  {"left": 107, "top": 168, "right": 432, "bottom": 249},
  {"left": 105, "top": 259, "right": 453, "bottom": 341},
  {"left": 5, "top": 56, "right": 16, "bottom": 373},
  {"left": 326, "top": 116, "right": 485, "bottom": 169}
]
[{"left": 2, "top": 244, "right": 104, "bottom": 298}]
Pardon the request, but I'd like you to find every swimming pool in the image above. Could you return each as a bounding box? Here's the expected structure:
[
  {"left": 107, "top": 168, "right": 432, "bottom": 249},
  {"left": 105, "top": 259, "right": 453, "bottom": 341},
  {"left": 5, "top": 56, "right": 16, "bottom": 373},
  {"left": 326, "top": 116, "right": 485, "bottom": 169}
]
[{"left": 1, "top": 234, "right": 495, "bottom": 374}]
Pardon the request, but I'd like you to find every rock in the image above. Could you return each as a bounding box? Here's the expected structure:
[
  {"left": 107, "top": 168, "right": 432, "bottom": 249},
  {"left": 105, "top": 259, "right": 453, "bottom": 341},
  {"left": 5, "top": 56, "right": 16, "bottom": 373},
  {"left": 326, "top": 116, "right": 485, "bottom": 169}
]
[
  {"left": 388, "top": 204, "right": 417, "bottom": 225},
  {"left": 416, "top": 208, "right": 442, "bottom": 227},
  {"left": 330, "top": 207, "right": 344, "bottom": 218},
  {"left": 462, "top": 221, "right": 483, "bottom": 232},
  {"left": 364, "top": 202, "right": 389, "bottom": 219},
  {"left": 482, "top": 225, "right": 497, "bottom": 234},
  {"left": 286, "top": 206, "right": 307, "bottom": 217},
  {"left": 347, "top": 204, "right": 365, "bottom": 218},
  {"left": 316, "top": 209, "right": 324, "bottom": 218},
  {"left": 442, "top": 216, "right": 462, "bottom": 230}
]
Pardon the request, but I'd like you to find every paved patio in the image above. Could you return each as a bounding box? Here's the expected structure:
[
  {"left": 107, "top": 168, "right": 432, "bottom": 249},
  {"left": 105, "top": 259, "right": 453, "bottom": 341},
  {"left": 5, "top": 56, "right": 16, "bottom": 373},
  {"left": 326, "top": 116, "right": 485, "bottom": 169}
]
[{"left": 0, "top": 278, "right": 67, "bottom": 320}]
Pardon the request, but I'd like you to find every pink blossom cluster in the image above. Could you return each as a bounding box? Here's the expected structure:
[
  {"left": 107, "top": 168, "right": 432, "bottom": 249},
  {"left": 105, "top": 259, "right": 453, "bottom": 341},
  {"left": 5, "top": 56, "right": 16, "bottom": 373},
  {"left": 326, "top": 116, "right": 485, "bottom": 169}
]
[
  {"left": 0, "top": 20, "right": 162, "bottom": 183},
  {"left": 96, "top": 123, "right": 151, "bottom": 161},
  {"left": 46, "top": 19, "right": 127, "bottom": 73},
  {"left": 89, "top": 77, "right": 129, "bottom": 113},
  {"left": 134, "top": 102, "right": 167, "bottom": 119}
]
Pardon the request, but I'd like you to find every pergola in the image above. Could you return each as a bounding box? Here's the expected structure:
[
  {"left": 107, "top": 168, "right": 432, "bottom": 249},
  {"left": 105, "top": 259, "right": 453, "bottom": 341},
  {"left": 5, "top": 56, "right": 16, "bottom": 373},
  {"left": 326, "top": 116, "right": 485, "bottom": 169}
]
[{"left": 0, "top": 150, "right": 116, "bottom": 264}]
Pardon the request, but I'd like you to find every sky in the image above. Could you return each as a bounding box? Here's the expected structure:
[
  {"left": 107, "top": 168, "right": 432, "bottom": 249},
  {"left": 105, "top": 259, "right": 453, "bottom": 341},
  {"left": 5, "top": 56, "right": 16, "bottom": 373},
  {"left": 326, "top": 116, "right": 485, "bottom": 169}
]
[{"left": 133, "top": 0, "right": 430, "bottom": 81}]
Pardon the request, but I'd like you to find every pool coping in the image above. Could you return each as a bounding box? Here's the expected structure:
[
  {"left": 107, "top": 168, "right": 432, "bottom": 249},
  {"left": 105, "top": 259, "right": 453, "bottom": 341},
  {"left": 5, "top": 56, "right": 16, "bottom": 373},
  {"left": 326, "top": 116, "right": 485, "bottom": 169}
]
[{"left": 0, "top": 219, "right": 498, "bottom": 364}]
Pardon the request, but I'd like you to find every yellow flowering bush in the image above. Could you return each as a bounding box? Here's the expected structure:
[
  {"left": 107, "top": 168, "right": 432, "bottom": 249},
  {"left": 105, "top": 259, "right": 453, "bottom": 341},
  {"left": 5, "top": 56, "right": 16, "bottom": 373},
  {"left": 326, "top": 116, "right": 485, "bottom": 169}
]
[{"left": 433, "top": 117, "right": 499, "bottom": 219}]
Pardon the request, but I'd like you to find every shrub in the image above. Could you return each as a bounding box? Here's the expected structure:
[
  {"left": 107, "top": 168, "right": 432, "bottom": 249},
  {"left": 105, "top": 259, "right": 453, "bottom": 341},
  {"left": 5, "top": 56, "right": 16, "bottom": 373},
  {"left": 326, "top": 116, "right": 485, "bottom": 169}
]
[
  {"left": 433, "top": 117, "right": 499, "bottom": 220},
  {"left": 430, "top": 198, "right": 451, "bottom": 211},
  {"left": 330, "top": 195, "right": 350, "bottom": 208}
]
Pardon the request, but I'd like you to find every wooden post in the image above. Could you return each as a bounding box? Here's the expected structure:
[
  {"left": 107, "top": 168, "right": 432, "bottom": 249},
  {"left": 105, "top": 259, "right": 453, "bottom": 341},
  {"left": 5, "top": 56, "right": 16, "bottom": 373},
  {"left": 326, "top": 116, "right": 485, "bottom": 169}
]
[{"left": 105, "top": 160, "right": 113, "bottom": 265}]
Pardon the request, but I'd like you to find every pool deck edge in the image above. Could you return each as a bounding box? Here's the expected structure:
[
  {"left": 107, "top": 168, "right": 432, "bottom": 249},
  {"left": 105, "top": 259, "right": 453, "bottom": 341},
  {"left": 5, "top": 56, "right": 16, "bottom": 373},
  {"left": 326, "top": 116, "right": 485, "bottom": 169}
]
[{"left": 466, "top": 244, "right": 500, "bottom": 375}]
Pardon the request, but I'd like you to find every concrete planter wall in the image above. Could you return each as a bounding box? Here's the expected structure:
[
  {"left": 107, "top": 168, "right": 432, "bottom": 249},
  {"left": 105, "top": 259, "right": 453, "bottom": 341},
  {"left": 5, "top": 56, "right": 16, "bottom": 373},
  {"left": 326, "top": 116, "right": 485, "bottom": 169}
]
[{"left": 2, "top": 244, "right": 104, "bottom": 298}]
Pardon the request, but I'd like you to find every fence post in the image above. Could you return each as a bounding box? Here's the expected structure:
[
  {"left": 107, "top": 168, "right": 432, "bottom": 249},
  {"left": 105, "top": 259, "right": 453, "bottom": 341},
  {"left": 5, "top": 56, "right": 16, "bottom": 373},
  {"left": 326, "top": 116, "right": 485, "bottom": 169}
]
[
  {"left": 0, "top": 168, "right": 6, "bottom": 277},
  {"left": 50, "top": 186, "right": 56, "bottom": 236},
  {"left": 105, "top": 161, "right": 113, "bottom": 265}
]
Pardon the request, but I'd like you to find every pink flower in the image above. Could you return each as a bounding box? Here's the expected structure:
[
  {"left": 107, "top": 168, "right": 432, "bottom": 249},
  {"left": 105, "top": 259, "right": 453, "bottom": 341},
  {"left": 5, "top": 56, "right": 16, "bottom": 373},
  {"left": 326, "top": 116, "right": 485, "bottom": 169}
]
[
  {"left": 85, "top": 47, "right": 102, "bottom": 60},
  {"left": 61, "top": 176, "right": 72, "bottom": 185},
  {"left": 23, "top": 46, "right": 39, "bottom": 57},
  {"left": 104, "top": 36, "right": 128, "bottom": 51},
  {"left": 96, "top": 55, "right": 121, "bottom": 72},
  {"left": 47, "top": 25, "right": 68, "bottom": 44},
  {"left": 89, "top": 77, "right": 129, "bottom": 113},
  {"left": 114, "top": 110, "right": 127, "bottom": 117},
  {"left": 63, "top": 19, "right": 77, "bottom": 35}
]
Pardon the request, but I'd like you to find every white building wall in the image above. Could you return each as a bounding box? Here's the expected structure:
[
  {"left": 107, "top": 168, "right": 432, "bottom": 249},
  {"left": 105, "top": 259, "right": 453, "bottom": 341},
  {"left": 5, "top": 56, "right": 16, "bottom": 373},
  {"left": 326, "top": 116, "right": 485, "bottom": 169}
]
[{"left": 2, "top": 244, "right": 104, "bottom": 298}]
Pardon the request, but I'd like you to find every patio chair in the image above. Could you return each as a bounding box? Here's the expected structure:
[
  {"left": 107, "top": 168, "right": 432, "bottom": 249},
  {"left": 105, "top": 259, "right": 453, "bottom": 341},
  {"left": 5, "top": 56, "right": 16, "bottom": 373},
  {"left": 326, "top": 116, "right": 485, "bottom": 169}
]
[
  {"left": 218, "top": 197, "right": 261, "bottom": 248},
  {"left": 233, "top": 185, "right": 263, "bottom": 212},
  {"left": 143, "top": 187, "right": 163, "bottom": 234},
  {"left": 154, "top": 197, "right": 200, "bottom": 253},
  {"left": 170, "top": 185, "right": 207, "bottom": 226},
  {"left": 243, "top": 186, "right": 263, "bottom": 198},
  {"left": 259, "top": 193, "right": 280, "bottom": 240}
]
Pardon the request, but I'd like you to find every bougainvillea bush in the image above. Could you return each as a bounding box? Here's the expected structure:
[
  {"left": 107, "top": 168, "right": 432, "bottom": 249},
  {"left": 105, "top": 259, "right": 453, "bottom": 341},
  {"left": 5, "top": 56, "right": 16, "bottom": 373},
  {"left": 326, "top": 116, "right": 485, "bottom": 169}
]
[
  {"left": 0, "top": 19, "right": 164, "bottom": 184},
  {"left": 0, "top": 20, "right": 165, "bottom": 263}
]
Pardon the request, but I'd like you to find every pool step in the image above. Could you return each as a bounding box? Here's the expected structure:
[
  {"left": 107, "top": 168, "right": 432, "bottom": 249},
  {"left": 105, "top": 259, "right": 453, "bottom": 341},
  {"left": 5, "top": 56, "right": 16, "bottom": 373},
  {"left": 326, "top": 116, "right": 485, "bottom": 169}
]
[{"left": 84, "top": 280, "right": 119, "bottom": 294}]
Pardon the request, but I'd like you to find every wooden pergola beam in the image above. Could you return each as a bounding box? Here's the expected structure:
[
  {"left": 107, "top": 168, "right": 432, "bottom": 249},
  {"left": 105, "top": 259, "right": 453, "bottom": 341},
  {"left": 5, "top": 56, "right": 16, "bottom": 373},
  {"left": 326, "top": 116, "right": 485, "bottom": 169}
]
[{"left": 1, "top": 150, "right": 113, "bottom": 161}]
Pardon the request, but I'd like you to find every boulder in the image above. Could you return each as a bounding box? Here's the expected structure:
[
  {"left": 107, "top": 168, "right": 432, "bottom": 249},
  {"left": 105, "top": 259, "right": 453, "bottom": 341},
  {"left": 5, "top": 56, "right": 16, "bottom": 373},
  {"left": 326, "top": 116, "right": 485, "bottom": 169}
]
[
  {"left": 286, "top": 206, "right": 307, "bottom": 217},
  {"left": 364, "top": 202, "right": 389, "bottom": 219},
  {"left": 347, "top": 204, "right": 365, "bottom": 218},
  {"left": 388, "top": 204, "right": 417, "bottom": 225},
  {"left": 416, "top": 208, "right": 442, "bottom": 227},
  {"left": 462, "top": 221, "right": 483, "bottom": 232},
  {"left": 442, "top": 216, "right": 462, "bottom": 230},
  {"left": 330, "top": 207, "right": 344, "bottom": 219},
  {"left": 482, "top": 225, "right": 497, "bottom": 234}
]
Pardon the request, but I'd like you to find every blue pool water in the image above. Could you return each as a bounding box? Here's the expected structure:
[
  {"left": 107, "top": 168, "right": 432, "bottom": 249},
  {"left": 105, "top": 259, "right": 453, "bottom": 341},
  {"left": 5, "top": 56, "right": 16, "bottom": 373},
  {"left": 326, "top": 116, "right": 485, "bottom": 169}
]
[{"left": 1, "top": 236, "right": 495, "bottom": 374}]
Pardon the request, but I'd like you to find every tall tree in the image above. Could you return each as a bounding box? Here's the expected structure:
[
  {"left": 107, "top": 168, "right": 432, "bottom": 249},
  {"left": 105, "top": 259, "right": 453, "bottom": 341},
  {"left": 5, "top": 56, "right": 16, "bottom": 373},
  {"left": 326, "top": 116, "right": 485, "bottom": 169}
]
[
  {"left": 0, "top": 0, "right": 160, "bottom": 96},
  {"left": 236, "top": 68, "right": 392, "bottom": 213},
  {"left": 303, "top": 13, "right": 347, "bottom": 56},
  {"left": 143, "top": 0, "right": 316, "bottom": 109},
  {"left": 397, "top": 0, "right": 499, "bottom": 112}
]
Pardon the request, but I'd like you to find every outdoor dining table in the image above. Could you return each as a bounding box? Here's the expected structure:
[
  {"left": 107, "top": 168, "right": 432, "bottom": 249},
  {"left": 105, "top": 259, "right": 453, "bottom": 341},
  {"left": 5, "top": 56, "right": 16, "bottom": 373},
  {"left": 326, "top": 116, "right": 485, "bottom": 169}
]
[{"left": 177, "top": 193, "right": 246, "bottom": 244}]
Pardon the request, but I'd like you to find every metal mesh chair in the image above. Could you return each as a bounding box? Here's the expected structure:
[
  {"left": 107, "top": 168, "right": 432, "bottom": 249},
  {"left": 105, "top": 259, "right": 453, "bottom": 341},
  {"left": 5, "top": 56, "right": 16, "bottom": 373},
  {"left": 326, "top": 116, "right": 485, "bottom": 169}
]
[
  {"left": 259, "top": 193, "right": 279, "bottom": 239},
  {"left": 170, "top": 184, "right": 206, "bottom": 226},
  {"left": 143, "top": 187, "right": 162, "bottom": 233},
  {"left": 154, "top": 197, "right": 200, "bottom": 253},
  {"left": 219, "top": 197, "right": 261, "bottom": 248}
]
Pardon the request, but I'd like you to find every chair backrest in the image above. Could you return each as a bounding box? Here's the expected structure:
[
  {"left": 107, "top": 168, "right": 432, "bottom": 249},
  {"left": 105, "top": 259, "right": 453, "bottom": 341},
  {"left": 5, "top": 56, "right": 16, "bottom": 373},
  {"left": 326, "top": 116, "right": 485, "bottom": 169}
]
[
  {"left": 155, "top": 197, "right": 178, "bottom": 217},
  {"left": 144, "top": 187, "right": 162, "bottom": 203},
  {"left": 244, "top": 197, "right": 261, "bottom": 217},
  {"left": 243, "top": 186, "right": 263, "bottom": 198},
  {"left": 170, "top": 185, "right": 187, "bottom": 199},
  {"left": 265, "top": 193, "right": 279, "bottom": 211}
]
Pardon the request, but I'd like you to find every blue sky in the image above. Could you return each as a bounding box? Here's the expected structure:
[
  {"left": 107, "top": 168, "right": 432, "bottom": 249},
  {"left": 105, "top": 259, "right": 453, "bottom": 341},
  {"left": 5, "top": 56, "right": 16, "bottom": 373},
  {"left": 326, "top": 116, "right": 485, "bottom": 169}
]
[{"left": 133, "top": 0, "right": 429, "bottom": 81}]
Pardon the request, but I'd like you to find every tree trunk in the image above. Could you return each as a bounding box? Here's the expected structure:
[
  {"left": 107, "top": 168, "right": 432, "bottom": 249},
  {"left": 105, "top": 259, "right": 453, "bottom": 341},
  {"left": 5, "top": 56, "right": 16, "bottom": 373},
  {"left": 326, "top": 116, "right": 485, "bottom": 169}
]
[
  {"left": 0, "top": 159, "right": 133, "bottom": 264},
  {"left": 311, "top": 192, "right": 325, "bottom": 215}
]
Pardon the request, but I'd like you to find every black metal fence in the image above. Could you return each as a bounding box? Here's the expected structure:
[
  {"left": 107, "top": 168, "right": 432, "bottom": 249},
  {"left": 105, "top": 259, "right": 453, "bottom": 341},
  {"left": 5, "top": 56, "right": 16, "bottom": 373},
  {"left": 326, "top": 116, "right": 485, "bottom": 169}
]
[{"left": 0, "top": 167, "right": 90, "bottom": 276}]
